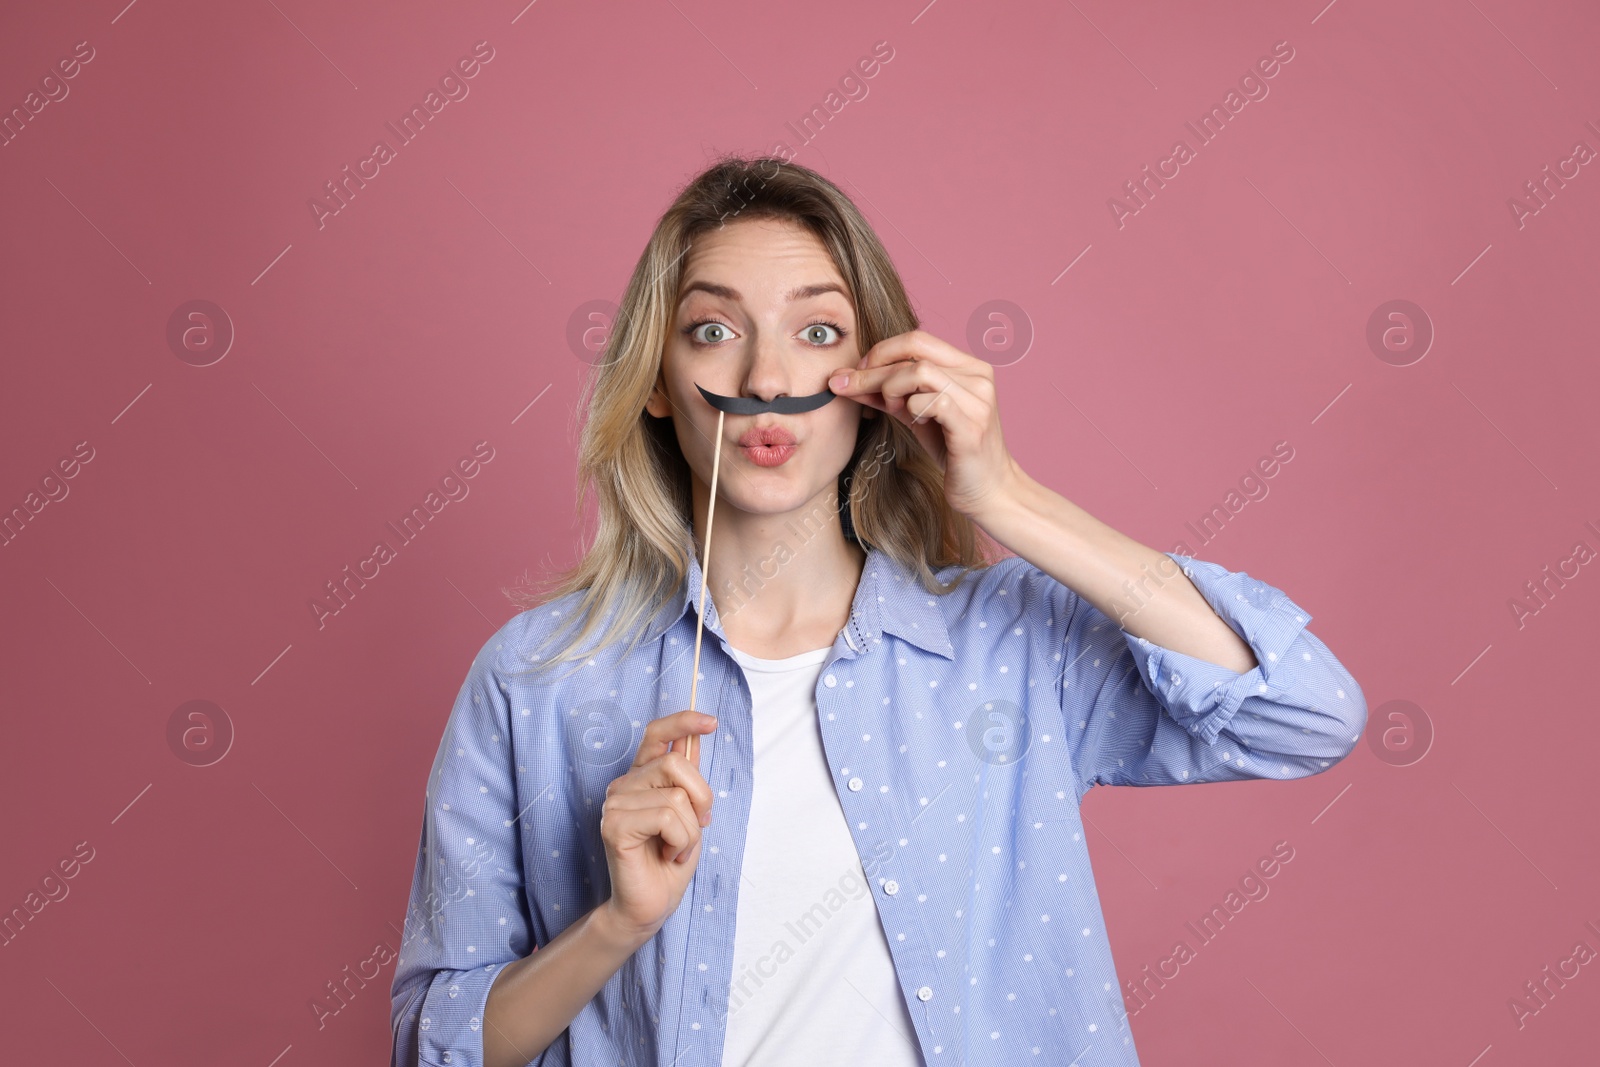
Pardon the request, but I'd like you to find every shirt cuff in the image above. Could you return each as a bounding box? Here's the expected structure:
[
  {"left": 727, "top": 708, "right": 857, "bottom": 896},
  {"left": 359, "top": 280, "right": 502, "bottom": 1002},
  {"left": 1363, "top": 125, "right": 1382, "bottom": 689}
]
[
  {"left": 408, "top": 960, "right": 511, "bottom": 1066},
  {"left": 1121, "top": 552, "right": 1313, "bottom": 746}
]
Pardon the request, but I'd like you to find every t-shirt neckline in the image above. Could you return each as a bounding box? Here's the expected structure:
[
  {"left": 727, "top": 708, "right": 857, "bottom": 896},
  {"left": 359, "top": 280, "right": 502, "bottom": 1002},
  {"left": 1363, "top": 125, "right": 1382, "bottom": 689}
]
[{"left": 725, "top": 644, "right": 833, "bottom": 673}]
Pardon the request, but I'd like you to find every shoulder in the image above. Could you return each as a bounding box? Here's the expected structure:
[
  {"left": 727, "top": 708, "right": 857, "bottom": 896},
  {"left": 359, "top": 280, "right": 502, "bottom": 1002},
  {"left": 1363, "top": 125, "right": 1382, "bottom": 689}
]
[
  {"left": 471, "top": 587, "right": 599, "bottom": 680},
  {"left": 930, "top": 554, "right": 1080, "bottom": 627}
]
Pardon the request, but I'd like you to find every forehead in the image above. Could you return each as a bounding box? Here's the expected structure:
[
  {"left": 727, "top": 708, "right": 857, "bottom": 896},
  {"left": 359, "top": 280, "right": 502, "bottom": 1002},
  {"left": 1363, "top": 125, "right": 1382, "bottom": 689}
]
[{"left": 678, "top": 218, "right": 847, "bottom": 300}]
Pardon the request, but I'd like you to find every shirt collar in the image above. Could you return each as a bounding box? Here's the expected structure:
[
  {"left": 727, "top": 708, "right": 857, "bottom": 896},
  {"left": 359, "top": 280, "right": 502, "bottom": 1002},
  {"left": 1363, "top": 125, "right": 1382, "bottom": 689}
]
[{"left": 640, "top": 531, "right": 955, "bottom": 661}]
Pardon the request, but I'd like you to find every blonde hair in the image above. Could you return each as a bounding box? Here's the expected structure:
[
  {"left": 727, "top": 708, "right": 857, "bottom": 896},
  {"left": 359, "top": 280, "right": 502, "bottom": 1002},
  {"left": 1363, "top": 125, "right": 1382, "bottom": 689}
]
[{"left": 505, "top": 154, "right": 1000, "bottom": 680}]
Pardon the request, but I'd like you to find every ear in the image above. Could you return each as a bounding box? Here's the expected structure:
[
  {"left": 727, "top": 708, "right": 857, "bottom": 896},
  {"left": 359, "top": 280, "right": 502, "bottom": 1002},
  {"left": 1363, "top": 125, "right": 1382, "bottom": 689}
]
[{"left": 644, "top": 372, "right": 672, "bottom": 418}]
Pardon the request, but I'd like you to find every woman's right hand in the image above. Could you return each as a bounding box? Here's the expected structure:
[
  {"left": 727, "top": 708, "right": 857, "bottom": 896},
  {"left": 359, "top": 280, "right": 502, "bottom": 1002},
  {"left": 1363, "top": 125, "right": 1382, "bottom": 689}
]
[{"left": 599, "top": 710, "right": 718, "bottom": 944}]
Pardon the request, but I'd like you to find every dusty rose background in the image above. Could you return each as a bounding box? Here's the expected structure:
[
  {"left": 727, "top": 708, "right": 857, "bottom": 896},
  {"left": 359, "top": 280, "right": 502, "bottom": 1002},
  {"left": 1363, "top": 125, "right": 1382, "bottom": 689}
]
[{"left": 2, "top": 0, "right": 1597, "bottom": 1063}]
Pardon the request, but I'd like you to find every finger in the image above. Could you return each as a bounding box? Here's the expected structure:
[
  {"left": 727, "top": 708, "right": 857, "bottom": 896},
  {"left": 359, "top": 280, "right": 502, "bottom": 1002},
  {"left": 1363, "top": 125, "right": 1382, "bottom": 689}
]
[
  {"left": 607, "top": 791, "right": 698, "bottom": 861},
  {"left": 610, "top": 782, "right": 703, "bottom": 838},
  {"left": 902, "top": 372, "right": 975, "bottom": 427},
  {"left": 610, "top": 756, "right": 714, "bottom": 826},
  {"left": 652, "top": 796, "right": 700, "bottom": 864},
  {"left": 857, "top": 360, "right": 986, "bottom": 427},
  {"left": 661, "top": 788, "right": 704, "bottom": 856},
  {"left": 859, "top": 328, "right": 989, "bottom": 373},
  {"left": 653, "top": 752, "right": 716, "bottom": 825},
  {"left": 831, "top": 353, "right": 989, "bottom": 411},
  {"left": 845, "top": 388, "right": 888, "bottom": 412},
  {"left": 634, "top": 710, "right": 718, "bottom": 770},
  {"left": 650, "top": 806, "right": 691, "bottom": 864}
]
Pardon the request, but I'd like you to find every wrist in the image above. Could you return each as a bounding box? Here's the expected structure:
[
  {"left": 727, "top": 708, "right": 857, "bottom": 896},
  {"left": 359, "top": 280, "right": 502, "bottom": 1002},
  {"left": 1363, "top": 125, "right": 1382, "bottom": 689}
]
[
  {"left": 969, "top": 459, "right": 1036, "bottom": 545},
  {"left": 593, "top": 899, "right": 657, "bottom": 954}
]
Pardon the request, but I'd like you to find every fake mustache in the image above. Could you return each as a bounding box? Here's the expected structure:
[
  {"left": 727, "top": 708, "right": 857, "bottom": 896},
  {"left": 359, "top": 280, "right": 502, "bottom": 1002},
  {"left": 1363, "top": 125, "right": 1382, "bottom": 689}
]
[{"left": 695, "top": 382, "right": 837, "bottom": 415}]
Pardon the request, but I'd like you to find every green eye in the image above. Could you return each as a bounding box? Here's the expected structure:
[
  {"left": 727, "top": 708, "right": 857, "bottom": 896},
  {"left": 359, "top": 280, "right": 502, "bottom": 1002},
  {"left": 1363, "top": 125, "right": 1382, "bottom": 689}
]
[
  {"left": 804, "top": 322, "right": 845, "bottom": 345},
  {"left": 687, "top": 320, "right": 734, "bottom": 345}
]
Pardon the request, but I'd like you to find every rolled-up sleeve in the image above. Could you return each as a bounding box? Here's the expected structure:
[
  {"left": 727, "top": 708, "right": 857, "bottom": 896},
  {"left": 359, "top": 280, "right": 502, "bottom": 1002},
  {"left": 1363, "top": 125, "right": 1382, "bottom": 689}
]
[
  {"left": 1053, "top": 552, "right": 1368, "bottom": 795},
  {"left": 390, "top": 624, "right": 540, "bottom": 1067}
]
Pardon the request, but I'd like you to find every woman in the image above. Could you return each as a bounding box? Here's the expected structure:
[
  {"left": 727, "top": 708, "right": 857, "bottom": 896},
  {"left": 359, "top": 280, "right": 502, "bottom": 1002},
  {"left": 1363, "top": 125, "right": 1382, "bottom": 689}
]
[{"left": 388, "top": 156, "right": 1367, "bottom": 1067}]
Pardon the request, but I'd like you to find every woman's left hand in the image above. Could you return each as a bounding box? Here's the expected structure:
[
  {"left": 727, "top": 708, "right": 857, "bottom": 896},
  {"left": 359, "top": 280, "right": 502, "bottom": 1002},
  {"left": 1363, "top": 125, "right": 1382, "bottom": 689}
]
[{"left": 827, "top": 329, "right": 1024, "bottom": 520}]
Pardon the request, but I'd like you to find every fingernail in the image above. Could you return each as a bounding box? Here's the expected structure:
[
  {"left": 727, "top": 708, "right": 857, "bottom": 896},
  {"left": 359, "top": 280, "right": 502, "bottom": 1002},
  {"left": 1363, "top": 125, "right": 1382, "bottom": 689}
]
[{"left": 828, "top": 374, "right": 850, "bottom": 391}]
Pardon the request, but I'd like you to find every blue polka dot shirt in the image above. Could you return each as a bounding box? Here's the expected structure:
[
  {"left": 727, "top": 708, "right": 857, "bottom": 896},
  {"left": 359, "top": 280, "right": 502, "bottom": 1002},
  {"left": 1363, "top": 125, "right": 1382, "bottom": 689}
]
[{"left": 389, "top": 539, "right": 1367, "bottom": 1066}]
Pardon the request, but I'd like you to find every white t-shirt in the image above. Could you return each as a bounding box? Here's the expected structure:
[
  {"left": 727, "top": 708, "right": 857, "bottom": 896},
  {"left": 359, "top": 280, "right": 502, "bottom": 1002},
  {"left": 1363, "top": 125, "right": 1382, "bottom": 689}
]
[{"left": 719, "top": 642, "right": 926, "bottom": 1067}]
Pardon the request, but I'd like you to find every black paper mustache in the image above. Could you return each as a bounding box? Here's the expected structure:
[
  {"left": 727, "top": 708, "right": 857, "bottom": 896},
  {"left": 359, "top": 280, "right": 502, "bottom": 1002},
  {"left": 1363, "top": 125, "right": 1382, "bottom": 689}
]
[{"left": 694, "top": 382, "right": 837, "bottom": 415}]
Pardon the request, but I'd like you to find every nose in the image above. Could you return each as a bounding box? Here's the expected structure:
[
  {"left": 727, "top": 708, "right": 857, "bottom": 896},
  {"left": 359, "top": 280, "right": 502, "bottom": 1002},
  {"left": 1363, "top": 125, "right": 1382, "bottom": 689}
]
[{"left": 740, "top": 325, "right": 799, "bottom": 406}]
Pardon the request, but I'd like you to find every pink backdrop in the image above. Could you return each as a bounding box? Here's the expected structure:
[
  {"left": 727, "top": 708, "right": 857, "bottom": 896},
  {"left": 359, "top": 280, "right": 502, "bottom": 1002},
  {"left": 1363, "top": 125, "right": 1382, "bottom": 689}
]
[{"left": 3, "top": 0, "right": 1598, "bottom": 1063}]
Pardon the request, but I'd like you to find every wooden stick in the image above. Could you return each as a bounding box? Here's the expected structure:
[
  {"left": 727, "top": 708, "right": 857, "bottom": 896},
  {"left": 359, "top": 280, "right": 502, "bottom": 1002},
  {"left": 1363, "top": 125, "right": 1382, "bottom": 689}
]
[{"left": 683, "top": 407, "right": 725, "bottom": 769}]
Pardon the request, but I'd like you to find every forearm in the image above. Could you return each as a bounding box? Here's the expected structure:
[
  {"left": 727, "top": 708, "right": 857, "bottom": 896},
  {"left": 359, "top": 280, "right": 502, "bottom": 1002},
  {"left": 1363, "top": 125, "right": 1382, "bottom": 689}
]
[
  {"left": 973, "top": 464, "right": 1257, "bottom": 674},
  {"left": 481, "top": 901, "right": 651, "bottom": 1067}
]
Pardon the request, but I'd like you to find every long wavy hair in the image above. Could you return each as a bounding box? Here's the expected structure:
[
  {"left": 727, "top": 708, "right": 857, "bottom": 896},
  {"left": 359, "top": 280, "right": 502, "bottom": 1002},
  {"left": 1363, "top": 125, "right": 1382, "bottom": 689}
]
[{"left": 505, "top": 154, "right": 1000, "bottom": 680}]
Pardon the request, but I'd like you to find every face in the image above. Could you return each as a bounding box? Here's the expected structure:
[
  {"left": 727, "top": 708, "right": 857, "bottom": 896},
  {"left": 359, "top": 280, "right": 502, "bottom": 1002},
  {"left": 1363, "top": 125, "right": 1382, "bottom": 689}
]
[{"left": 646, "top": 216, "right": 869, "bottom": 529}]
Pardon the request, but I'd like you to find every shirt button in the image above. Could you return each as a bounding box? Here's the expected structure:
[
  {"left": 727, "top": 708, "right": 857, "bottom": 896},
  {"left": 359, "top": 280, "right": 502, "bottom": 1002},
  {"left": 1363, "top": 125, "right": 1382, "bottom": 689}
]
[
  {"left": 442, "top": 1055, "right": 452, "bottom": 1064},
  {"left": 917, "top": 985, "right": 933, "bottom": 1001},
  {"left": 847, "top": 777, "right": 863, "bottom": 791},
  {"left": 824, "top": 673, "right": 837, "bottom": 688},
  {"left": 883, "top": 879, "right": 899, "bottom": 895}
]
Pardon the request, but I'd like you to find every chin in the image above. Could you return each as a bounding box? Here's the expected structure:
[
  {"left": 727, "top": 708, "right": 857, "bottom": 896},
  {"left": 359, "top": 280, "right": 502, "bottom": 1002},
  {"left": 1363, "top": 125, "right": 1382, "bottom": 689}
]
[{"left": 721, "top": 483, "right": 828, "bottom": 517}]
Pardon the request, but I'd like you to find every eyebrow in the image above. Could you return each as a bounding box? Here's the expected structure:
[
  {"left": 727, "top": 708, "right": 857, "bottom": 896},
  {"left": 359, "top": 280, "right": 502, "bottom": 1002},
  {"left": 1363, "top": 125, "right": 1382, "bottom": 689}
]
[{"left": 678, "top": 281, "right": 850, "bottom": 305}]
